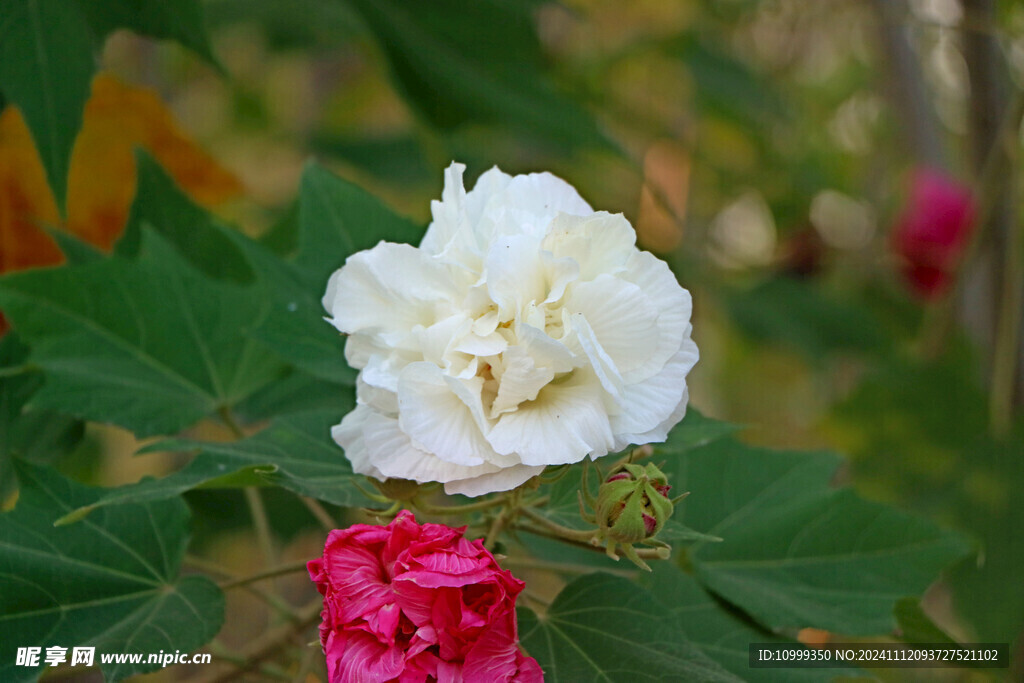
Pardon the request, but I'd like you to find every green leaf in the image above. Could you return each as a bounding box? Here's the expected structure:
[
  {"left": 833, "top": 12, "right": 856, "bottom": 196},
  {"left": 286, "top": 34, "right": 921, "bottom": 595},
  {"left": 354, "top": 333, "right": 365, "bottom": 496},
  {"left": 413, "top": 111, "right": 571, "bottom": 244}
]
[
  {"left": 115, "top": 154, "right": 355, "bottom": 385},
  {"left": 295, "top": 162, "right": 423, "bottom": 288},
  {"left": 311, "top": 134, "right": 433, "bottom": 185},
  {"left": 645, "top": 566, "right": 859, "bottom": 682},
  {"left": 723, "top": 278, "right": 888, "bottom": 361},
  {"left": 532, "top": 409, "right": 737, "bottom": 532},
  {"left": 893, "top": 597, "right": 957, "bottom": 645},
  {"left": 0, "top": 461, "right": 224, "bottom": 682},
  {"left": 205, "top": 0, "right": 362, "bottom": 51},
  {"left": 0, "top": 333, "right": 84, "bottom": 497},
  {"left": 235, "top": 368, "right": 353, "bottom": 422},
  {"left": 827, "top": 353, "right": 1024, "bottom": 643},
  {"left": 666, "top": 32, "right": 789, "bottom": 129},
  {"left": 74, "top": 0, "right": 219, "bottom": 66},
  {"left": 668, "top": 407, "right": 743, "bottom": 450},
  {"left": 517, "top": 572, "right": 741, "bottom": 682},
  {"left": 46, "top": 227, "right": 106, "bottom": 266},
  {"left": 345, "top": 0, "right": 609, "bottom": 150},
  {"left": 0, "top": 0, "right": 96, "bottom": 212},
  {"left": 659, "top": 434, "right": 970, "bottom": 635},
  {"left": 58, "top": 411, "right": 368, "bottom": 521},
  {"left": 0, "top": 229, "right": 285, "bottom": 437},
  {"left": 116, "top": 151, "right": 254, "bottom": 284},
  {"left": 245, "top": 162, "right": 424, "bottom": 383}
]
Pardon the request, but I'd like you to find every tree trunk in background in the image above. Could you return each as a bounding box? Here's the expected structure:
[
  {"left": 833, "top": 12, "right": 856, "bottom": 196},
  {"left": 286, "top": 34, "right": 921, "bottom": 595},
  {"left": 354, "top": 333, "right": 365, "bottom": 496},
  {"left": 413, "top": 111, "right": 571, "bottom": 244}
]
[{"left": 961, "top": 0, "right": 1009, "bottom": 368}]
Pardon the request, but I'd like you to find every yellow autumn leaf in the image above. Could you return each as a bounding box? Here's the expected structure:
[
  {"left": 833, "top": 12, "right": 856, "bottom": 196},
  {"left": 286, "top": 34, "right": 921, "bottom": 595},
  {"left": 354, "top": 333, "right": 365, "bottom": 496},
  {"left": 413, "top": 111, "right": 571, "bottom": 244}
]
[{"left": 0, "top": 72, "right": 242, "bottom": 273}]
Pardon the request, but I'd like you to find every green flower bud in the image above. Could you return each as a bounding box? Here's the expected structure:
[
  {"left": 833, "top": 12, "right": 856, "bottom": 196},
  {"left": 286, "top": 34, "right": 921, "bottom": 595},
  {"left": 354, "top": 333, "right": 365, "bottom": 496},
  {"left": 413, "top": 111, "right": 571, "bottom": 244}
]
[{"left": 595, "top": 462, "right": 674, "bottom": 545}]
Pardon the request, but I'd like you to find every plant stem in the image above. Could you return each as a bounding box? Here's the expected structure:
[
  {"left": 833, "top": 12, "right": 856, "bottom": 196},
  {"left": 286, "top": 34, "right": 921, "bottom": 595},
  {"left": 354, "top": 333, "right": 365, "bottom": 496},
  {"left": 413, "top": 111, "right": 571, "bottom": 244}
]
[
  {"left": 484, "top": 506, "right": 510, "bottom": 551},
  {"left": 0, "top": 363, "right": 35, "bottom": 378},
  {"left": 196, "top": 600, "right": 322, "bottom": 683},
  {"left": 413, "top": 494, "right": 508, "bottom": 515},
  {"left": 185, "top": 555, "right": 298, "bottom": 619},
  {"left": 184, "top": 554, "right": 236, "bottom": 578},
  {"left": 245, "top": 487, "right": 276, "bottom": 564},
  {"left": 207, "top": 641, "right": 295, "bottom": 681},
  {"left": 990, "top": 199, "right": 1023, "bottom": 435},
  {"left": 300, "top": 496, "right": 336, "bottom": 532},
  {"left": 502, "top": 556, "right": 636, "bottom": 578},
  {"left": 518, "top": 507, "right": 597, "bottom": 544},
  {"left": 919, "top": 90, "right": 1024, "bottom": 358},
  {"left": 217, "top": 405, "right": 246, "bottom": 439},
  {"left": 518, "top": 524, "right": 668, "bottom": 560},
  {"left": 219, "top": 560, "right": 311, "bottom": 591}
]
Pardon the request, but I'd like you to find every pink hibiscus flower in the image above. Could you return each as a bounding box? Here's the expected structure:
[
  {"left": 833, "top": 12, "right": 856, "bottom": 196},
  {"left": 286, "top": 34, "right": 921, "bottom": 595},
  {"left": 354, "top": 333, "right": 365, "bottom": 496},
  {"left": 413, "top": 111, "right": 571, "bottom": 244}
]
[{"left": 308, "top": 510, "right": 543, "bottom": 683}]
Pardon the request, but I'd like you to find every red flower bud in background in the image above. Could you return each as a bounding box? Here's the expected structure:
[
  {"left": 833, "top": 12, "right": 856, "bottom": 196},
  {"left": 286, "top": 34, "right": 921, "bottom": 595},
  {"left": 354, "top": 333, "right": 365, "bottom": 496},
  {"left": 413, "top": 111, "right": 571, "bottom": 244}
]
[
  {"left": 891, "top": 168, "right": 976, "bottom": 300},
  {"left": 308, "top": 510, "right": 542, "bottom": 683}
]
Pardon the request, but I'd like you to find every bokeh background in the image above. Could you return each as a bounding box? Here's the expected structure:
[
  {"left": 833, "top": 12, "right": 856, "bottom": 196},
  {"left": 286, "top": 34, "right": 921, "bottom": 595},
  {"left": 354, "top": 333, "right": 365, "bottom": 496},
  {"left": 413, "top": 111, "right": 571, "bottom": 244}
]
[{"left": 3, "top": 0, "right": 1023, "bottom": 680}]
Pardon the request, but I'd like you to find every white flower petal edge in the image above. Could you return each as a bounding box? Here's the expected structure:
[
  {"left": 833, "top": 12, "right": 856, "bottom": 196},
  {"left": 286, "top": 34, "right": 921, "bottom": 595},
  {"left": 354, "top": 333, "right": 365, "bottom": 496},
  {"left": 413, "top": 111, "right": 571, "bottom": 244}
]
[{"left": 324, "top": 162, "right": 699, "bottom": 496}]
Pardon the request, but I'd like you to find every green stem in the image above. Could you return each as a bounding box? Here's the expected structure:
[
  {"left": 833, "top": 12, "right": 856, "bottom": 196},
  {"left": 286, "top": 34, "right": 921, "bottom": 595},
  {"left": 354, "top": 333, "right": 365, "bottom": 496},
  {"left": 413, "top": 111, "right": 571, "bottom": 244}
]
[
  {"left": 0, "top": 363, "right": 36, "bottom": 378},
  {"left": 413, "top": 494, "right": 509, "bottom": 515},
  {"left": 920, "top": 90, "right": 1024, "bottom": 357},
  {"left": 244, "top": 487, "right": 277, "bottom": 572},
  {"left": 300, "top": 496, "right": 336, "bottom": 532},
  {"left": 990, "top": 225, "right": 1023, "bottom": 434},
  {"left": 208, "top": 642, "right": 294, "bottom": 681},
  {"left": 196, "top": 601, "right": 322, "bottom": 683},
  {"left": 518, "top": 523, "right": 668, "bottom": 560},
  {"left": 484, "top": 506, "right": 511, "bottom": 551},
  {"left": 218, "top": 405, "right": 246, "bottom": 439},
  {"left": 502, "top": 556, "right": 636, "bottom": 578},
  {"left": 185, "top": 555, "right": 297, "bottom": 619},
  {"left": 218, "top": 560, "right": 311, "bottom": 591},
  {"left": 518, "top": 507, "right": 598, "bottom": 544},
  {"left": 184, "top": 554, "right": 236, "bottom": 578}
]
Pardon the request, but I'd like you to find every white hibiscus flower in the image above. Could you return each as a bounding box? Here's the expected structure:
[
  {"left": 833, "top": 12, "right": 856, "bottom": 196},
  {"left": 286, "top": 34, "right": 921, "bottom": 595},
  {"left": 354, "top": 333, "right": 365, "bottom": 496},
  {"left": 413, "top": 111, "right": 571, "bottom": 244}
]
[{"left": 323, "top": 162, "right": 698, "bottom": 497}]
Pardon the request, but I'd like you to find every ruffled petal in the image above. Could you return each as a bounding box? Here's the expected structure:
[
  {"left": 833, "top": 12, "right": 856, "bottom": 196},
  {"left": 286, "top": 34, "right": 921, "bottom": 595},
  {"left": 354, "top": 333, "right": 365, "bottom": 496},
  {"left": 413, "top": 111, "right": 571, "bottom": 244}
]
[
  {"left": 332, "top": 406, "right": 385, "bottom": 480},
  {"left": 323, "top": 242, "right": 460, "bottom": 339},
  {"left": 542, "top": 211, "right": 636, "bottom": 280},
  {"left": 618, "top": 250, "right": 693, "bottom": 383},
  {"left": 442, "top": 464, "right": 545, "bottom": 498},
  {"left": 609, "top": 342, "right": 698, "bottom": 446},
  {"left": 397, "top": 362, "right": 493, "bottom": 467},
  {"left": 487, "top": 371, "right": 614, "bottom": 466},
  {"left": 362, "top": 412, "right": 504, "bottom": 484},
  {"left": 564, "top": 274, "right": 659, "bottom": 377}
]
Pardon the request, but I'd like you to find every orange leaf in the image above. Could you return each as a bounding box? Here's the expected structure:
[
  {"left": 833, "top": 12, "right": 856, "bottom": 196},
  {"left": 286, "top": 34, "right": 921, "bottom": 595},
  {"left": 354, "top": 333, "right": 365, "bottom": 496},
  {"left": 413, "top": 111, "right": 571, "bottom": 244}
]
[{"left": 0, "top": 72, "right": 242, "bottom": 273}]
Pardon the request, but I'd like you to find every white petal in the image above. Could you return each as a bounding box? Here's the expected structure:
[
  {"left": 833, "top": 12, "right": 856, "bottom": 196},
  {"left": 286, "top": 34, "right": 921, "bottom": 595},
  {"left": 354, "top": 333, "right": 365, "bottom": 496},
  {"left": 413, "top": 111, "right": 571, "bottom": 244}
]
[
  {"left": 614, "top": 383, "right": 692, "bottom": 452},
  {"left": 454, "top": 331, "right": 508, "bottom": 357},
  {"left": 362, "top": 411, "right": 503, "bottom": 483},
  {"left": 619, "top": 251, "right": 692, "bottom": 383},
  {"left": 355, "top": 377, "right": 398, "bottom": 414},
  {"left": 514, "top": 323, "right": 576, "bottom": 374},
  {"left": 487, "top": 371, "right": 615, "bottom": 466},
  {"left": 412, "top": 314, "right": 472, "bottom": 366},
  {"left": 542, "top": 212, "right": 636, "bottom": 280},
  {"left": 610, "top": 342, "right": 698, "bottom": 443},
  {"left": 421, "top": 163, "right": 469, "bottom": 256},
  {"left": 497, "top": 172, "right": 593, "bottom": 228},
  {"left": 563, "top": 274, "right": 659, "bottom": 377},
  {"left": 490, "top": 345, "right": 555, "bottom": 418},
  {"left": 397, "top": 362, "right": 492, "bottom": 466},
  {"left": 443, "top": 464, "right": 546, "bottom": 497},
  {"left": 484, "top": 234, "right": 547, "bottom": 320},
  {"left": 464, "top": 166, "right": 514, "bottom": 228},
  {"left": 323, "top": 243, "right": 458, "bottom": 338},
  {"left": 332, "top": 406, "right": 385, "bottom": 480},
  {"left": 570, "top": 314, "right": 624, "bottom": 402}
]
